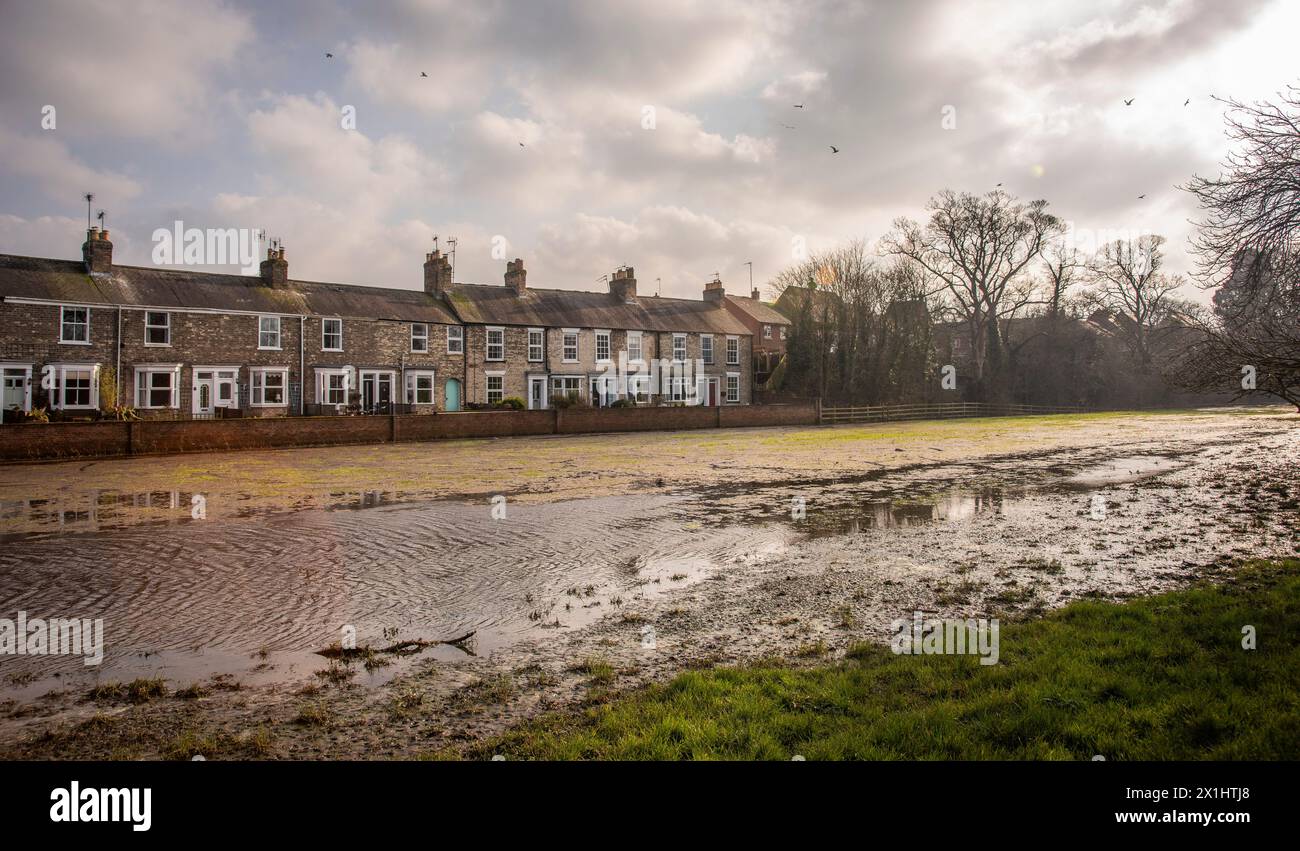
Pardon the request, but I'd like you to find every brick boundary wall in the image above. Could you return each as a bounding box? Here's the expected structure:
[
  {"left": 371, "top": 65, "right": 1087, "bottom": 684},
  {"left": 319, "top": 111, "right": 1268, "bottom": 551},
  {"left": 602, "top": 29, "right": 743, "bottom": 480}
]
[{"left": 0, "top": 402, "right": 819, "bottom": 462}]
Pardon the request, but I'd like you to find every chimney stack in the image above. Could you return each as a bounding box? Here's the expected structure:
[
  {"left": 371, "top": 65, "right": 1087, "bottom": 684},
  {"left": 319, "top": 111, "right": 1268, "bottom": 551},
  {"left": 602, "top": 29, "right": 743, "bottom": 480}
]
[
  {"left": 703, "top": 274, "right": 726, "bottom": 303},
  {"left": 423, "top": 249, "right": 452, "bottom": 297},
  {"left": 82, "top": 228, "right": 113, "bottom": 275},
  {"left": 609, "top": 266, "right": 637, "bottom": 302},
  {"left": 751, "top": 287, "right": 761, "bottom": 301},
  {"left": 260, "top": 245, "right": 288, "bottom": 286},
  {"left": 505, "top": 258, "right": 527, "bottom": 296}
]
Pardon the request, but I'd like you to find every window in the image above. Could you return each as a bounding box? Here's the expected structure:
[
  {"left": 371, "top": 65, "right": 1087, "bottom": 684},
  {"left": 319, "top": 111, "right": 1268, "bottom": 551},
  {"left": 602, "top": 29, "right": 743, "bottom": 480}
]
[
  {"left": 701, "top": 334, "right": 713, "bottom": 365},
  {"left": 669, "top": 376, "right": 693, "bottom": 402},
  {"left": 627, "top": 331, "right": 643, "bottom": 362},
  {"left": 406, "top": 370, "right": 435, "bottom": 405},
  {"left": 673, "top": 334, "right": 687, "bottom": 362},
  {"left": 48, "top": 364, "right": 99, "bottom": 409},
  {"left": 550, "top": 375, "right": 581, "bottom": 403},
  {"left": 411, "top": 323, "right": 429, "bottom": 353},
  {"left": 251, "top": 368, "right": 288, "bottom": 406},
  {"left": 726, "top": 335, "right": 740, "bottom": 365},
  {"left": 316, "top": 369, "right": 349, "bottom": 406},
  {"left": 595, "top": 330, "right": 611, "bottom": 362},
  {"left": 447, "top": 326, "right": 464, "bottom": 354},
  {"left": 780, "top": 326, "right": 787, "bottom": 341},
  {"left": 726, "top": 373, "right": 740, "bottom": 403},
  {"left": 528, "top": 328, "right": 544, "bottom": 362},
  {"left": 562, "top": 330, "right": 579, "bottom": 362},
  {"left": 763, "top": 324, "right": 772, "bottom": 339},
  {"left": 486, "top": 327, "right": 505, "bottom": 361},
  {"left": 322, "top": 318, "right": 342, "bottom": 351},
  {"left": 145, "top": 312, "right": 171, "bottom": 346},
  {"left": 60, "top": 307, "right": 89, "bottom": 344},
  {"left": 486, "top": 373, "right": 504, "bottom": 404},
  {"left": 258, "top": 316, "right": 281, "bottom": 350},
  {"left": 628, "top": 375, "right": 651, "bottom": 404},
  {"left": 135, "top": 365, "right": 179, "bottom": 409}
]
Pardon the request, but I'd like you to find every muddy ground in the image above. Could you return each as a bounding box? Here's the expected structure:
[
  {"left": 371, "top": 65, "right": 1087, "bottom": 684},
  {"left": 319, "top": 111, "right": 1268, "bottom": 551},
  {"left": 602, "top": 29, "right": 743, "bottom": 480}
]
[{"left": 0, "top": 407, "right": 1296, "bottom": 759}]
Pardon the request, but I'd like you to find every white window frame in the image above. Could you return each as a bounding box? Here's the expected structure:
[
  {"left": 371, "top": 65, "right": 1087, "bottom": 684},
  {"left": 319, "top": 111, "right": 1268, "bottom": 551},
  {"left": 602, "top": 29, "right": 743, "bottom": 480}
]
[
  {"left": 315, "top": 367, "right": 351, "bottom": 407},
  {"left": 59, "top": 306, "right": 90, "bottom": 345},
  {"left": 48, "top": 363, "right": 100, "bottom": 410},
  {"left": 144, "top": 311, "right": 171, "bottom": 347},
  {"left": 780, "top": 326, "right": 787, "bottom": 341},
  {"left": 627, "top": 331, "right": 643, "bottom": 363},
  {"left": 258, "top": 316, "right": 281, "bottom": 351},
  {"left": 250, "top": 367, "right": 290, "bottom": 407},
  {"left": 700, "top": 334, "right": 713, "bottom": 365},
  {"left": 405, "top": 369, "right": 436, "bottom": 405},
  {"left": 726, "top": 372, "right": 741, "bottom": 403},
  {"left": 673, "top": 333, "right": 687, "bottom": 362},
  {"left": 527, "top": 328, "right": 544, "bottom": 362},
  {"left": 562, "top": 329, "right": 579, "bottom": 363},
  {"left": 446, "top": 325, "right": 464, "bottom": 354},
  {"left": 550, "top": 375, "right": 582, "bottom": 403},
  {"left": 321, "top": 318, "right": 343, "bottom": 352},
  {"left": 411, "top": 323, "right": 429, "bottom": 353},
  {"left": 595, "top": 329, "right": 611, "bottom": 363},
  {"left": 485, "top": 371, "right": 505, "bottom": 404},
  {"left": 134, "top": 364, "right": 181, "bottom": 409},
  {"left": 763, "top": 324, "right": 772, "bottom": 339},
  {"left": 485, "top": 327, "right": 505, "bottom": 361},
  {"left": 669, "top": 375, "right": 693, "bottom": 403},
  {"left": 726, "top": 335, "right": 740, "bottom": 366}
]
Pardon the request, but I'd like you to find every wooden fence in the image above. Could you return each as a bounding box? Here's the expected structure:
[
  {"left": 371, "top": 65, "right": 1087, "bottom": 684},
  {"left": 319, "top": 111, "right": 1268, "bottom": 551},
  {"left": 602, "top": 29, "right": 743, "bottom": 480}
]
[{"left": 818, "top": 401, "right": 1088, "bottom": 425}]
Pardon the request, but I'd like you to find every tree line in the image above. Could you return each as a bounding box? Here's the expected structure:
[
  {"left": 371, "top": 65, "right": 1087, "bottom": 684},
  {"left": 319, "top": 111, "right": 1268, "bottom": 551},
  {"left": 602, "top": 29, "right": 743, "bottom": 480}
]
[{"left": 772, "top": 85, "right": 1300, "bottom": 411}]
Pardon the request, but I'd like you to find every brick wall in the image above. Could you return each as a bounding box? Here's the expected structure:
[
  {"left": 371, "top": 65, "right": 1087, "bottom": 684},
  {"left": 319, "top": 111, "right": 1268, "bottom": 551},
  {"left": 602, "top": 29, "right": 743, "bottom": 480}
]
[{"left": 0, "top": 402, "right": 818, "bottom": 461}]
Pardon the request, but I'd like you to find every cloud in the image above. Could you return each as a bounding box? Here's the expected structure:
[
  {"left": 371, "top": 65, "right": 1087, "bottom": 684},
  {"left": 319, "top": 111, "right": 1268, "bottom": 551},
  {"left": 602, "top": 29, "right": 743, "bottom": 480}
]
[{"left": 0, "top": 129, "right": 142, "bottom": 205}]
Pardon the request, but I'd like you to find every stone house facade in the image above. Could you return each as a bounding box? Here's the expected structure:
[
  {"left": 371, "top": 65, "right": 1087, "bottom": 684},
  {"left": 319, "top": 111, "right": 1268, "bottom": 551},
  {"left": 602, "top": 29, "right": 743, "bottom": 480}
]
[{"left": 0, "top": 229, "right": 754, "bottom": 421}]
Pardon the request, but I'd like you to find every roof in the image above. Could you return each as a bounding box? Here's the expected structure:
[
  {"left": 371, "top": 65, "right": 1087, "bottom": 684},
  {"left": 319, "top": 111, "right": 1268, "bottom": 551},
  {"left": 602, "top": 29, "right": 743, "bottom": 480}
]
[
  {"left": 724, "top": 294, "right": 791, "bottom": 325},
  {"left": 445, "top": 283, "right": 750, "bottom": 335},
  {"left": 0, "top": 254, "right": 460, "bottom": 324}
]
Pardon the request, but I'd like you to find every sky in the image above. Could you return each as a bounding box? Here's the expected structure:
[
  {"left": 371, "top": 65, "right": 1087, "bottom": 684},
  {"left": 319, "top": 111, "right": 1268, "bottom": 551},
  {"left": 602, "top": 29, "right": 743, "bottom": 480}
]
[{"left": 0, "top": 0, "right": 1295, "bottom": 301}]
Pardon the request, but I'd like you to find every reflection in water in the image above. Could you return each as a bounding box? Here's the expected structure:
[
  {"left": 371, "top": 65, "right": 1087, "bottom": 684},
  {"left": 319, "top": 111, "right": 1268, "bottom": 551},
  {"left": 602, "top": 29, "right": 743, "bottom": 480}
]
[
  {"left": 0, "top": 493, "right": 785, "bottom": 698},
  {"left": 808, "top": 489, "right": 1027, "bottom": 535}
]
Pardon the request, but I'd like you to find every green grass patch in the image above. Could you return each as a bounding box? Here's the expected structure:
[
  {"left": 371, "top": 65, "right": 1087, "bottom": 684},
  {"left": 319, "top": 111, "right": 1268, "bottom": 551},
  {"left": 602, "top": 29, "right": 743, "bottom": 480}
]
[{"left": 475, "top": 560, "right": 1300, "bottom": 760}]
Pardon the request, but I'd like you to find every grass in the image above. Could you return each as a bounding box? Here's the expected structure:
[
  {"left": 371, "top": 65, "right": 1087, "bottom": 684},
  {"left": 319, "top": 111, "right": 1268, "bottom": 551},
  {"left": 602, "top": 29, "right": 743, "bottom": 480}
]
[{"left": 476, "top": 560, "right": 1300, "bottom": 760}]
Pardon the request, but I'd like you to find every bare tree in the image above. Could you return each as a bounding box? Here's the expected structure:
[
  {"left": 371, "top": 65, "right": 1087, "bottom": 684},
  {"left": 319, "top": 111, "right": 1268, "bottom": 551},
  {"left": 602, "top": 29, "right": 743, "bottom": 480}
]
[
  {"left": 1087, "top": 235, "right": 1182, "bottom": 365},
  {"left": 883, "top": 189, "right": 1063, "bottom": 399},
  {"left": 1041, "top": 239, "right": 1084, "bottom": 317}
]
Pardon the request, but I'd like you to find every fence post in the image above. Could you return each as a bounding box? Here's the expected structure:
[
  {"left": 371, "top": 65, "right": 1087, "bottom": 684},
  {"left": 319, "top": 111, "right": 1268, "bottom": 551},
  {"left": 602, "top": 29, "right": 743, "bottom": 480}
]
[{"left": 815, "top": 397, "right": 823, "bottom": 424}]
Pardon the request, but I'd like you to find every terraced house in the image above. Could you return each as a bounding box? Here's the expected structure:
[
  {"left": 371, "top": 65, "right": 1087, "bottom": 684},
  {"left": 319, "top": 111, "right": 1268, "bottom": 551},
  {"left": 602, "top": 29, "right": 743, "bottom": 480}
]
[{"left": 0, "top": 229, "right": 754, "bottom": 421}]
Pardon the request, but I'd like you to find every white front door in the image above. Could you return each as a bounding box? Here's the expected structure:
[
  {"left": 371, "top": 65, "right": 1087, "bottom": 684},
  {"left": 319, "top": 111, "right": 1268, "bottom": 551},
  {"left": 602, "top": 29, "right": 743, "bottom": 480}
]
[
  {"left": 2, "top": 366, "right": 31, "bottom": 413},
  {"left": 528, "top": 376, "right": 548, "bottom": 410},
  {"left": 193, "top": 371, "right": 215, "bottom": 415}
]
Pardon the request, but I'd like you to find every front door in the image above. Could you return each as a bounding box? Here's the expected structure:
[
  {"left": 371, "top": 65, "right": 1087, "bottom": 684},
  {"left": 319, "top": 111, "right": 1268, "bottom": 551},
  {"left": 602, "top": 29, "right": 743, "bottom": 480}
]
[
  {"left": 528, "top": 376, "right": 547, "bottom": 410},
  {"left": 2, "top": 367, "right": 30, "bottom": 414},
  {"left": 360, "top": 371, "right": 393, "bottom": 413},
  {"left": 445, "top": 378, "right": 461, "bottom": 412},
  {"left": 193, "top": 371, "right": 214, "bottom": 416}
]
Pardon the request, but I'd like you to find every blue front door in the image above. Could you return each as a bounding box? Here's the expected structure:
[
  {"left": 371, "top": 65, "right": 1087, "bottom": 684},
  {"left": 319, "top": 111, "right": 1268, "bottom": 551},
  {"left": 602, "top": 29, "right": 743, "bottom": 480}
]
[{"left": 445, "top": 378, "right": 461, "bottom": 412}]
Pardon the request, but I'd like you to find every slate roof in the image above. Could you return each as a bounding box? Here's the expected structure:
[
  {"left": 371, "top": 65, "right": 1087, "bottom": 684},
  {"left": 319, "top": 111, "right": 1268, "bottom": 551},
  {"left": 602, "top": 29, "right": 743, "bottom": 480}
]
[
  {"left": 0, "top": 254, "right": 460, "bottom": 325},
  {"left": 724, "top": 294, "right": 792, "bottom": 325},
  {"left": 445, "top": 283, "right": 750, "bottom": 335}
]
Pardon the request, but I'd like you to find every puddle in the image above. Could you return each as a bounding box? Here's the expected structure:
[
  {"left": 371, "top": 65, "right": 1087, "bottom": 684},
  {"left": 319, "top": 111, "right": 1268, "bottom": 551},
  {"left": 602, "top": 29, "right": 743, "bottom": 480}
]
[{"left": 1064, "top": 455, "right": 1185, "bottom": 487}]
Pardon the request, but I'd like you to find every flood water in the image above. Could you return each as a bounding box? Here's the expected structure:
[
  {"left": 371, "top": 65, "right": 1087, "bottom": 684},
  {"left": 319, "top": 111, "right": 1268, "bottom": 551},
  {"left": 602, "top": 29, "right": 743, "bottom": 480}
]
[{"left": 0, "top": 449, "right": 1249, "bottom": 701}]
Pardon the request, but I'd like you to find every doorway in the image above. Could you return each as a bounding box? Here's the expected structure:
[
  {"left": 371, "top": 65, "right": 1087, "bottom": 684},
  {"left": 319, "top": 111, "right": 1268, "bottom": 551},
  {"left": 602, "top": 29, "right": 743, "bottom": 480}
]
[
  {"left": 528, "top": 376, "right": 548, "bottom": 410},
  {"left": 359, "top": 370, "right": 394, "bottom": 413},
  {"left": 445, "top": 378, "right": 461, "bottom": 412}
]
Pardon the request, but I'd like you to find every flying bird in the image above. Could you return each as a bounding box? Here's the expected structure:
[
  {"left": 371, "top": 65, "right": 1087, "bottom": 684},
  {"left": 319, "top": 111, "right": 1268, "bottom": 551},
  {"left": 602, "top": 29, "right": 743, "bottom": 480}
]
[
  {"left": 519, "top": 142, "right": 525, "bottom": 147},
  {"left": 1124, "top": 98, "right": 1134, "bottom": 105},
  {"left": 829, "top": 145, "right": 839, "bottom": 153},
  {"left": 1138, "top": 194, "right": 1146, "bottom": 199},
  {"left": 1184, "top": 98, "right": 1190, "bottom": 106},
  {"left": 996, "top": 182, "right": 1003, "bottom": 187},
  {"left": 420, "top": 71, "right": 428, "bottom": 78},
  {"left": 325, "top": 52, "right": 333, "bottom": 59},
  {"left": 793, "top": 104, "right": 804, "bottom": 109},
  {"left": 779, "top": 122, "right": 796, "bottom": 130}
]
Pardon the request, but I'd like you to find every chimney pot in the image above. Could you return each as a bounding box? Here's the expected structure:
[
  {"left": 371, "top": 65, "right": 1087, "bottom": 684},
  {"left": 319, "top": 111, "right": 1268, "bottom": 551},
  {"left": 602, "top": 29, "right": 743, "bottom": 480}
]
[
  {"left": 703, "top": 276, "right": 725, "bottom": 303},
  {"left": 260, "top": 245, "right": 289, "bottom": 286},
  {"left": 505, "top": 258, "right": 527, "bottom": 296},
  {"left": 751, "top": 287, "right": 760, "bottom": 300},
  {"left": 609, "top": 266, "right": 637, "bottom": 302},
  {"left": 424, "top": 248, "right": 452, "bottom": 297}
]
